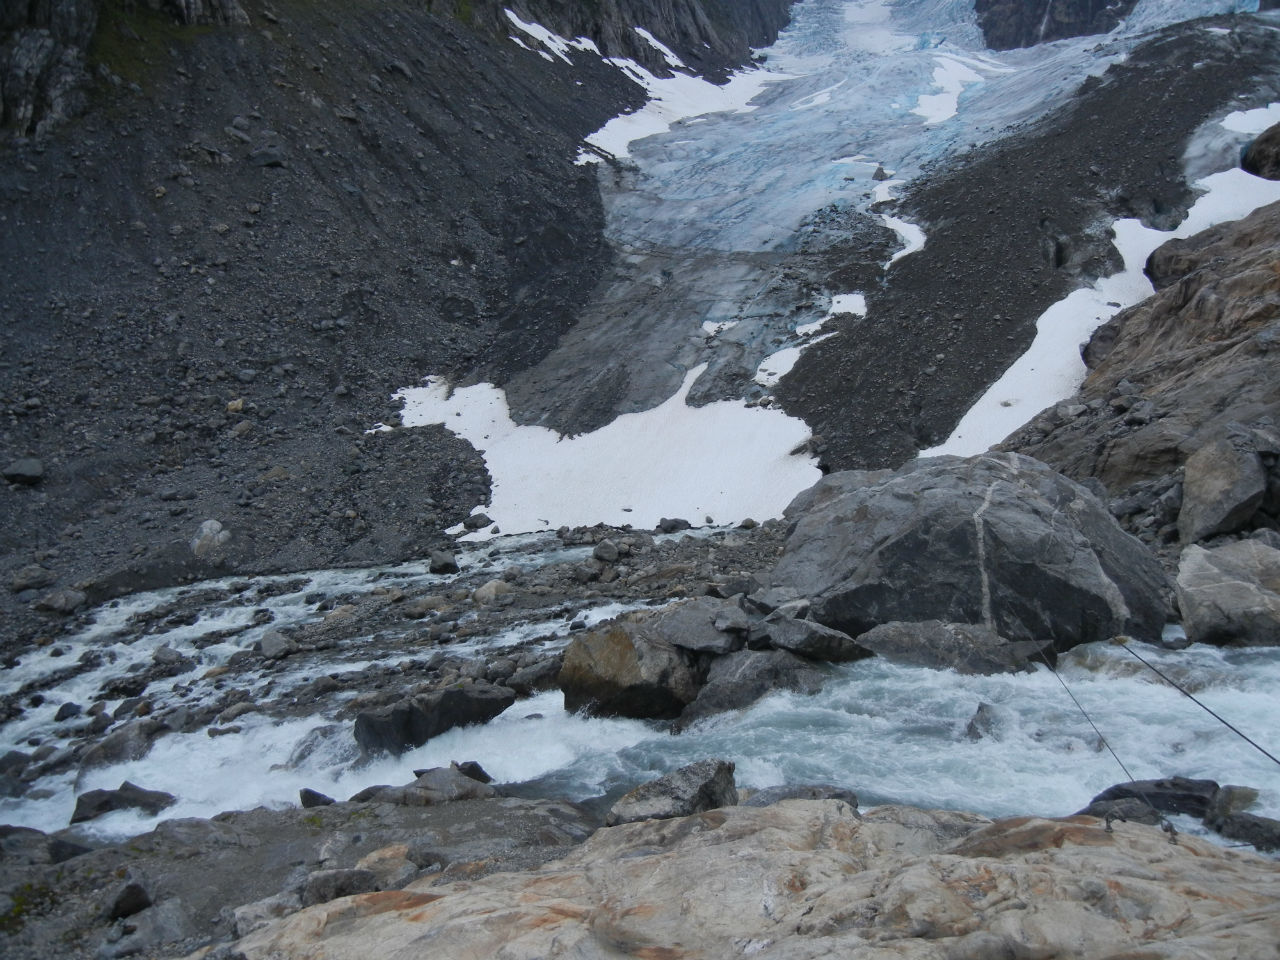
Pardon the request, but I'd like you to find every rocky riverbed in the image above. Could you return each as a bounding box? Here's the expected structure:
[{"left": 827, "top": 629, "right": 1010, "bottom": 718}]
[{"left": 7, "top": 0, "right": 1280, "bottom": 957}]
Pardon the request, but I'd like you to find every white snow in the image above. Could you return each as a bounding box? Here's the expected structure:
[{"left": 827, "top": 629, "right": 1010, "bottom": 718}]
[
  {"left": 395, "top": 364, "right": 820, "bottom": 536},
  {"left": 634, "top": 26, "right": 686, "bottom": 69},
  {"left": 579, "top": 60, "right": 783, "bottom": 163},
  {"left": 912, "top": 55, "right": 985, "bottom": 125},
  {"left": 921, "top": 146, "right": 1280, "bottom": 458},
  {"left": 883, "top": 215, "right": 927, "bottom": 266},
  {"left": 1222, "top": 102, "right": 1280, "bottom": 133},
  {"left": 796, "top": 292, "right": 866, "bottom": 336},
  {"left": 504, "top": 9, "right": 599, "bottom": 63}
]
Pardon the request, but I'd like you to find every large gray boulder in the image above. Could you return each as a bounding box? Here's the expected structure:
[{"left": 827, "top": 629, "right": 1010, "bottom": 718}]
[
  {"left": 605, "top": 759, "right": 738, "bottom": 826},
  {"left": 559, "top": 618, "right": 700, "bottom": 719},
  {"left": 1177, "top": 541, "right": 1280, "bottom": 646},
  {"left": 751, "top": 612, "right": 867, "bottom": 662},
  {"left": 678, "top": 649, "right": 826, "bottom": 727},
  {"left": 852, "top": 620, "right": 1051, "bottom": 674},
  {"left": 1178, "top": 435, "right": 1266, "bottom": 543},
  {"left": 769, "top": 454, "right": 1170, "bottom": 652},
  {"left": 353, "top": 682, "right": 516, "bottom": 755},
  {"left": 641, "top": 597, "right": 746, "bottom": 655}
]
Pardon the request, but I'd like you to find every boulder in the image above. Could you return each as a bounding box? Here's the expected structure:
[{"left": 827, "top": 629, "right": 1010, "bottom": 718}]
[
  {"left": 3, "top": 457, "right": 44, "bottom": 485},
  {"left": 851, "top": 620, "right": 1052, "bottom": 674},
  {"left": 1176, "top": 541, "right": 1280, "bottom": 646},
  {"left": 769, "top": 454, "right": 1170, "bottom": 652},
  {"left": 740, "top": 784, "right": 858, "bottom": 808},
  {"left": 1080, "top": 777, "right": 1220, "bottom": 819},
  {"left": 71, "top": 781, "right": 177, "bottom": 824},
  {"left": 428, "top": 550, "right": 459, "bottom": 574},
  {"left": 1177, "top": 435, "right": 1266, "bottom": 542},
  {"left": 605, "top": 759, "right": 738, "bottom": 826},
  {"left": 558, "top": 620, "right": 700, "bottom": 720},
  {"left": 299, "top": 788, "right": 335, "bottom": 808},
  {"left": 10, "top": 563, "right": 54, "bottom": 592},
  {"left": 353, "top": 683, "right": 516, "bottom": 755},
  {"left": 259, "top": 630, "right": 298, "bottom": 660},
  {"left": 643, "top": 597, "right": 744, "bottom": 655},
  {"left": 678, "top": 649, "right": 826, "bottom": 727},
  {"left": 34, "top": 587, "right": 85, "bottom": 614},
  {"left": 472, "top": 579, "right": 512, "bottom": 604},
  {"left": 364, "top": 765, "right": 497, "bottom": 806},
  {"left": 1214, "top": 812, "right": 1280, "bottom": 852},
  {"left": 750, "top": 612, "right": 867, "bottom": 662},
  {"left": 79, "top": 718, "right": 169, "bottom": 769}
]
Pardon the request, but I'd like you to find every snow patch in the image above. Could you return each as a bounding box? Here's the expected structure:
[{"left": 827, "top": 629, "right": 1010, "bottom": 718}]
[
  {"left": 394, "top": 365, "right": 820, "bottom": 536},
  {"left": 634, "top": 26, "right": 686, "bottom": 69},
  {"left": 912, "top": 55, "right": 985, "bottom": 125}
]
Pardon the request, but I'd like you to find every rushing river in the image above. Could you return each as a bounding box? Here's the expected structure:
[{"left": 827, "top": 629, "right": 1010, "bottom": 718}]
[{"left": 4, "top": 0, "right": 1280, "bottom": 845}]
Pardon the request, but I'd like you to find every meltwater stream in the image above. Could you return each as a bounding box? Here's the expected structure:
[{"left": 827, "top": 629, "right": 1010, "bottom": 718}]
[{"left": 4, "top": 0, "right": 1280, "bottom": 845}]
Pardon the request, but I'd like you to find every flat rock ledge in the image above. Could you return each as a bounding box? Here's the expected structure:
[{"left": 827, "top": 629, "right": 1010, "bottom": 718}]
[{"left": 202, "top": 800, "right": 1280, "bottom": 960}]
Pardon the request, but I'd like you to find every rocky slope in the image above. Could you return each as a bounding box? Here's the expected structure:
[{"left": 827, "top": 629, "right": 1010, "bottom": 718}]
[
  {"left": 0, "top": 0, "right": 795, "bottom": 653},
  {"left": 779, "top": 16, "right": 1280, "bottom": 474}
]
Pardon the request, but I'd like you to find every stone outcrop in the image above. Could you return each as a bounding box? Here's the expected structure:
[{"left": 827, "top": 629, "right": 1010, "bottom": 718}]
[
  {"left": 213, "top": 800, "right": 1280, "bottom": 960},
  {"left": 558, "top": 617, "right": 702, "bottom": 719},
  {"left": 974, "top": 0, "right": 1139, "bottom": 50},
  {"left": 677, "top": 648, "right": 826, "bottom": 727},
  {"left": 768, "top": 453, "right": 1170, "bottom": 652},
  {"left": 1176, "top": 540, "right": 1280, "bottom": 646}
]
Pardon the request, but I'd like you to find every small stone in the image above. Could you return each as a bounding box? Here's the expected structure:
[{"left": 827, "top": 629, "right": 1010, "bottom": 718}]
[
  {"left": 429, "top": 550, "right": 459, "bottom": 574},
  {"left": 472, "top": 579, "right": 512, "bottom": 604},
  {"left": 11, "top": 564, "right": 55, "bottom": 592},
  {"left": 259, "top": 630, "right": 298, "bottom": 660},
  {"left": 462, "top": 513, "right": 493, "bottom": 531},
  {"left": 3, "top": 458, "right": 44, "bottom": 485},
  {"left": 35, "top": 588, "right": 86, "bottom": 614},
  {"left": 593, "top": 539, "right": 620, "bottom": 563},
  {"left": 299, "top": 788, "right": 335, "bottom": 808}
]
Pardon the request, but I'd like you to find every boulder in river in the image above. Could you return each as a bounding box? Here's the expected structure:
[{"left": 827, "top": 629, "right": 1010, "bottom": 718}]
[
  {"left": 71, "top": 780, "right": 178, "bottom": 824},
  {"left": 605, "top": 759, "right": 738, "bottom": 826},
  {"left": 769, "top": 453, "right": 1170, "bottom": 652},
  {"left": 1176, "top": 540, "right": 1280, "bottom": 646},
  {"left": 558, "top": 618, "right": 700, "bottom": 720},
  {"left": 353, "top": 682, "right": 516, "bottom": 755},
  {"left": 751, "top": 611, "right": 867, "bottom": 662}
]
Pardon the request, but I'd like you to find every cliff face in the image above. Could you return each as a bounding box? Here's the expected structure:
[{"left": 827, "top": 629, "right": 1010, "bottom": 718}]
[
  {"left": 436, "top": 0, "right": 794, "bottom": 79},
  {"left": 974, "top": 0, "right": 1139, "bottom": 50}
]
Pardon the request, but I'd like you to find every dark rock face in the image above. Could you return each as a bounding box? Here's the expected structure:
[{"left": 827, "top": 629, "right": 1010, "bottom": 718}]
[
  {"left": 353, "top": 683, "right": 516, "bottom": 755},
  {"left": 1242, "top": 120, "right": 1280, "bottom": 180},
  {"left": 605, "top": 758, "right": 737, "bottom": 826},
  {"left": 974, "top": 0, "right": 1139, "bottom": 51},
  {"left": 1082, "top": 777, "right": 1220, "bottom": 819},
  {"left": 769, "top": 454, "right": 1170, "bottom": 652}
]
